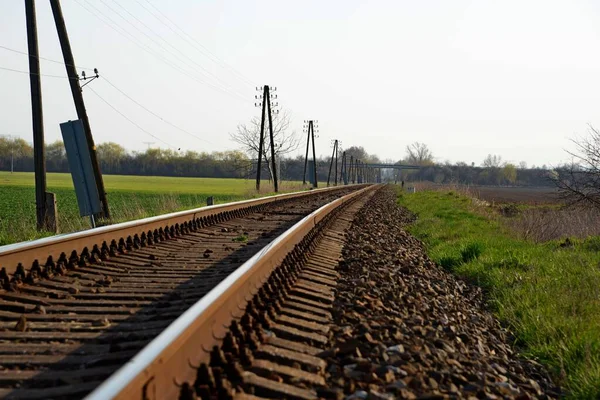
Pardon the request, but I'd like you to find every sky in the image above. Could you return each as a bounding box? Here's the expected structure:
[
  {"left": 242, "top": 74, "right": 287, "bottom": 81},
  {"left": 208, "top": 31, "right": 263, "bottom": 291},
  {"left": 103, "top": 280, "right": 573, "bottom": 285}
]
[{"left": 2, "top": 0, "right": 600, "bottom": 167}]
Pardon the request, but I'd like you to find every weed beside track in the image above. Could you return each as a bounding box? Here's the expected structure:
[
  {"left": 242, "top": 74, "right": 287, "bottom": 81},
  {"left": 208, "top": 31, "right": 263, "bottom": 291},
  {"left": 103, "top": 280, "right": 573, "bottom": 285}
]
[{"left": 400, "top": 189, "right": 600, "bottom": 398}]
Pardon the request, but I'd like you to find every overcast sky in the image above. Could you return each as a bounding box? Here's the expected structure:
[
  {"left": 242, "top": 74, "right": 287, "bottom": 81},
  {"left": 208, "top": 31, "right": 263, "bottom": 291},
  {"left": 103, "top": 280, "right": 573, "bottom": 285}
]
[{"left": 2, "top": 0, "right": 600, "bottom": 167}]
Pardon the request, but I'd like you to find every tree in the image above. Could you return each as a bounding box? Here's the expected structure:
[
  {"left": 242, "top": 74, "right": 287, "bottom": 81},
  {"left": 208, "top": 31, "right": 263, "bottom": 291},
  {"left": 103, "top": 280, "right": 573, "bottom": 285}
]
[
  {"left": 344, "top": 146, "right": 369, "bottom": 163},
  {"left": 554, "top": 125, "right": 600, "bottom": 209},
  {"left": 502, "top": 163, "right": 517, "bottom": 184},
  {"left": 230, "top": 109, "right": 299, "bottom": 181},
  {"left": 483, "top": 154, "right": 503, "bottom": 168},
  {"left": 0, "top": 136, "right": 33, "bottom": 172},
  {"left": 405, "top": 142, "right": 433, "bottom": 165},
  {"left": 97, "top": 142, "right": 127, "bottom": 172}
]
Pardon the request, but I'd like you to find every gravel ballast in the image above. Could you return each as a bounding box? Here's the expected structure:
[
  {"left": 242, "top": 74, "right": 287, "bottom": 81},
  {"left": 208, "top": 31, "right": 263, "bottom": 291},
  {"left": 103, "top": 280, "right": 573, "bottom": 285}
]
[{"left": 323, "top": 187, "right": 560, "bottom": 399}]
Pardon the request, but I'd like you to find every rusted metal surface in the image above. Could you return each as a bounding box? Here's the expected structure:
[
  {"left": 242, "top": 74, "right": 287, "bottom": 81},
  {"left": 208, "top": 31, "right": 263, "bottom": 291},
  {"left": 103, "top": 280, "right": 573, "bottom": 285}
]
[
  {"left": 0, "top": 186, "right": 356, "bottom": 278},
  {"left": 0, "top": 186, "right": 370, "bottom": 399},
  {"left": 86, "top": 185, "right": 376, "bottom": 400}
]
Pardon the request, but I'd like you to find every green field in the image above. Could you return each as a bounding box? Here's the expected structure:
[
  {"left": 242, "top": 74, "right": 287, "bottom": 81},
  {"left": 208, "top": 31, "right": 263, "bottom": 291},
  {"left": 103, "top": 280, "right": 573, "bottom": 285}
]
[
  {"left": 0, "top": 172, "right": 301, "bottom": 245},
  {"left": 399, "top": 189, "right": 600, "bottom": 398}
]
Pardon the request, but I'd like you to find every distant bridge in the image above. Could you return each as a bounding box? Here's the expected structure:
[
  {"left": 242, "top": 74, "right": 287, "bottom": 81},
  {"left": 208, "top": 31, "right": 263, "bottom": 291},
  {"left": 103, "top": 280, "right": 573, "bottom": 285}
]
[{"left": 364, "top": 163, "right": 421, "bottom": 170}]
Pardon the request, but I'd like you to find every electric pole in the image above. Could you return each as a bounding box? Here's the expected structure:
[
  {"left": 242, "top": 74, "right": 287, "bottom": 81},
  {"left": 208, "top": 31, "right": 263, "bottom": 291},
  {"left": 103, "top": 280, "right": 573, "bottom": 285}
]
[
  {"left": 340, "top": 151, "right": 346, "bottom": 185},
  {"left": 302, "top": 120, "right": 319, "bottom": 188},
  {"left": 334, "top": 142, "right": 339, "bottom": 185},
  {"left": 266, "top": 87, "right": 278, "bottom": 192},
  {"left": 49, "top": 0, "right": 110, "bottom": 219},
  {"left": 349, "top": 155, "right": 354, "bottom": 184},
  {"left": 302, "top": 121, "right": 311, "bottom": 185},
  {"left": 25, "top": 0, "right": 49, "bottom": 231},
  {"left": 327, "top": 139, "right": 339, "bottom": 186},
  {"left": 254, "top": 85, "right": 279, "bottom": 192},
  {"left": 311, "top": 122, "right": 318, "bottom": 188}
]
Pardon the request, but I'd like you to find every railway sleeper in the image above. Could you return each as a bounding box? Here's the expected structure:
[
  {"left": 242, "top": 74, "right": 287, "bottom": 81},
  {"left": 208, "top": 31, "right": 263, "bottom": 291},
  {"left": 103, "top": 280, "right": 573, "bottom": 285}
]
[{"left": 191, "top": 188, "right": 376, "bottom": 400}]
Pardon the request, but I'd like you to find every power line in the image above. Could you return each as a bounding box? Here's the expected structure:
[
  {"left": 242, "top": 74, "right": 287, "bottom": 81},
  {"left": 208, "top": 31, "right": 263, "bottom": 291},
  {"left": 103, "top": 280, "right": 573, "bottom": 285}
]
[
  {"left": 138, "top": 0, "right": 255, "bottom": 88},
  {"left": 0, "top": 65, "right": 72, "bottom": 79},
  {"left": 71, "top": 0, "right": 248, "bottom": 103},
  {"left": 0, "top": 44, "right": 93, "bottom": 70},
  {"left": 1, "top": 45, "right": 215, "bottom": 146},
  {"left": 97, "top": 0, "right": 241, "bottom": 96},
  {"left": 86, "top": 85, "right": 178, "bottom": 150},
  {"left": 100, "top": 76, "right": 214, "bottom": 145},
  {"left": 106, "top": 0, "right": 247, "bottom": 98}
]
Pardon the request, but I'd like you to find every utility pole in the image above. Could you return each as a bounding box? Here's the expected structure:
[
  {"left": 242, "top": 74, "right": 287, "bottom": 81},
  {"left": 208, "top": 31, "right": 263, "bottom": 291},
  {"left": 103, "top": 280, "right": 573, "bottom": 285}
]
[
  {"left": 25, "top": 0, "right": 49, "bottom": 231},
  {"left": 349, "top": 156, "right": 354, "bottom": 184},
  {"left": 302, "top": 121, "right": 311, "bottom": 185},
  {"left": 49, "top": 0, "right": 110, "bottom": 219},
  {"left": 334, "top": 143, "right": 339, "bottom": 185},
  {"left": 255, "top": 86, "right": 267, "bottom": 190},
  {"left": 340, "top": 151, "right": 346, "bottom": 184},
  {"left": 266, "top": 87, "right": 278, "bottom": 192},
  {"left": 254, "top": 85, "right": 279, "bottom": 192},
  {"left": 327, "top": 139, "right": 338, "bottom": 186},
  {"left": 311, "top": 122, "right": 318, "bottom": 188},
  {"left": 302, "top": 120, "right": 318, "bottom": 188}
]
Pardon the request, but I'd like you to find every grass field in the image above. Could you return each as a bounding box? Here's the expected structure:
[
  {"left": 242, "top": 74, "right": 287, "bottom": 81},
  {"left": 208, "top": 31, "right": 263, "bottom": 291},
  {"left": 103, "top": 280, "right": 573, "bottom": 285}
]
[
  {"left": 399, "top": 189, "right": 600, "bottom": 398},
  {"left": 0, "top": 172, "right": 302, "bottom": 245},
  {"left": 412, "top": 183, "right": 561, "bottom": 205}
]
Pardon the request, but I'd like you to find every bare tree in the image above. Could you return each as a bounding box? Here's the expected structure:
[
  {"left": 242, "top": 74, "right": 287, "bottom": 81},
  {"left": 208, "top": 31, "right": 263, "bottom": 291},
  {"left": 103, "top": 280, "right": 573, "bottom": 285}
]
[
  {"left": 405, "top": 142, "right": 433, "bottom": 165},
  {"left": 554, "top": 125, "right": 600, "bottom": 209},
  {"left": 230, "top": 109, "right": 299, "bottom": 181},
  {"left": 482, "top": 154, "right": 503, "bottom": 168}
]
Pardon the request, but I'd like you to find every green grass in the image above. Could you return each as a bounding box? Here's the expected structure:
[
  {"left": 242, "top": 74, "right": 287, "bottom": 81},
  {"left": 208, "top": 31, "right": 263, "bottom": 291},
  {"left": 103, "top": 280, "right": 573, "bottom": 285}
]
[
  {"left": 0, "top": 172, "right": 302, "bottom": 245},
  {"left": 399, "top": 189, "right": 600, "bottom": 399}
]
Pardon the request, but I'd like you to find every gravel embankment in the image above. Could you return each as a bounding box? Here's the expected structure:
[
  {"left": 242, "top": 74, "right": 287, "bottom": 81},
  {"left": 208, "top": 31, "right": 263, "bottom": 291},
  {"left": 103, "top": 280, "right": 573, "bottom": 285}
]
[{"left": 323, "top": 187, "right": 560, "bottom": 399}]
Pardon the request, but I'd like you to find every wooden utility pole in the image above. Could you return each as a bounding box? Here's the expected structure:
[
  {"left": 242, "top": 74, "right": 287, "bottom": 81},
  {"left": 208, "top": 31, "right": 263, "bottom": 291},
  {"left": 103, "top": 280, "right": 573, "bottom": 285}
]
[
  {"left": 302, "top": 121, "right": 311, "bottom": 185},
  {"left": 302, "top": 120, "right": 318, "bottom": 188},
  {"left": 327, "top": 140, "right": 338, "bottom": 186},
  {"left": 255, "top": 86, "right": 267, "bottom": 190},
  {"left": 49, "top": 0, "right": 110, "bottom": 219},
  {"left": 25, "top": 0, "right": 49, "bottom": 231},
  {"left": 334, "top": 142, "right": 339, "bottom": 185},
  {"left": 311, "top": 123, "right": 318, "bottom": 188},
  {"left": 340, "top": 151, "right": 346, "bottom": 184},
  {"left": 265, "top": 88, "right": 278, "bottom": 192},
  {"left": 254, "top": 85, "right": 279, "bottom": 192}
]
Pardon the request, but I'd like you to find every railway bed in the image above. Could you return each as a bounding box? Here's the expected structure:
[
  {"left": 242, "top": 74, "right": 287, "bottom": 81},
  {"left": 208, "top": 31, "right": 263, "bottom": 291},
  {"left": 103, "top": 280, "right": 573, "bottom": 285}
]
[{"left": 0, "top": 185, "right": 369, "bottom": 399}]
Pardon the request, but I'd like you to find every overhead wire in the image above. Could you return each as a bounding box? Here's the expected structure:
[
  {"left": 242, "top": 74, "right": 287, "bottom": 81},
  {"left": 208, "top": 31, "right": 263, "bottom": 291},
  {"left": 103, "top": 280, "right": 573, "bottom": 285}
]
[
  {"left": 0, "top": 65, "right": 72, "bottom": 79},
  {"left": 139, "top": 0, "right": 255, "bottom": 88},
  {"left": 0, "top": 45, "right": 93, "bottom": 70},
  {"left": 71, "top": 0, "right": 249, "bottom": 103},
  {"left": 86, "top": 85, "right": 178, "bottom": 150},
  {"left": 1, "top": 44, "right": 216, "bottom": 147},
  {"left": 106, "top": 0, "right": 247, "bottom": 99},
  {"left": 97, "top": 0, "right": 243, "bottom": 98},
  {"left": 101, "top": 76, "right": 214, "bottom": 145}
]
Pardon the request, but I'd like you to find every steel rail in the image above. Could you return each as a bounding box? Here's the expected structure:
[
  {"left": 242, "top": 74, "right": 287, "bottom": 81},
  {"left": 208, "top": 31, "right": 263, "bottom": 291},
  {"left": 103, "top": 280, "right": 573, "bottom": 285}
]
[
  {"left": 85, "top": 185, "right": 374, "bottom": 400},
  {"left": 0, "top": 185, "right": 358, "bottom": 277}
]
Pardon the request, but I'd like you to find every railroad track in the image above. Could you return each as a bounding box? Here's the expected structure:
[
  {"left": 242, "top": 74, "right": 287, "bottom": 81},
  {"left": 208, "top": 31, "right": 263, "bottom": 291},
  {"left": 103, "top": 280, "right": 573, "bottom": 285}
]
[{"left": 0, "top": 185, "right": 373, "bottom": 399}]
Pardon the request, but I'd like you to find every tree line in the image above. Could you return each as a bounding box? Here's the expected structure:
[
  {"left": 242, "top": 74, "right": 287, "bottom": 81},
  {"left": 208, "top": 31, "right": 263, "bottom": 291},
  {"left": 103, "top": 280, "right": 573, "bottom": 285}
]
[{"left": 0, "top": 135, "right": 556, "bottom": 186}]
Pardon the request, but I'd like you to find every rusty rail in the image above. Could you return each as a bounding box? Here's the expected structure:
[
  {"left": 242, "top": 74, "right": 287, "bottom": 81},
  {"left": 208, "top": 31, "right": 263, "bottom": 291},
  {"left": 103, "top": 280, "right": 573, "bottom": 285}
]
[
  {"left": 85, "top": 185, "right": 375, "bottom": 400},
  {"left": 0, "top": 186, "right": 359, "bottom": 279}
]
